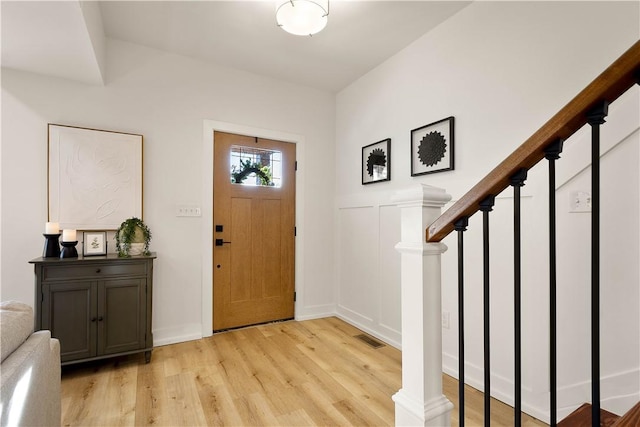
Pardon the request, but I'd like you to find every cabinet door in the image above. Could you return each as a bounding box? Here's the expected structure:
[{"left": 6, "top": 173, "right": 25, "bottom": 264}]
[
  {"left": 98, "top": 278, "right": 146, "bottom": 355},
  {"left": 42, "top": 281, "right": 97, "bottom": 362}
]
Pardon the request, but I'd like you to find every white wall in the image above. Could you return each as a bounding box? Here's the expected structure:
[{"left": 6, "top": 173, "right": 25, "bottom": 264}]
[
  {"left": 1, "top": 38, "right": 336, "bottom": 344},
  {"left": 2, "top": 1, "right": 638, "bottom": 421},
  {"left": 548, "top": 90, "right": 640, "bottom": 417},
  {"left": 335, "top": 1, "right": 639, "bottom": 422}
]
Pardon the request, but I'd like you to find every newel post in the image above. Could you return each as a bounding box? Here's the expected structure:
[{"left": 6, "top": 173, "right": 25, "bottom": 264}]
[{"left": 392, "top": 184, "right": 453, "bottom": 427}]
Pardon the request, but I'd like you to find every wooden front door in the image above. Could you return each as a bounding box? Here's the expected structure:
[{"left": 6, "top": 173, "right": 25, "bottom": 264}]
[{"left": 213, "top": 132, "right": 296, "bottom": 331}]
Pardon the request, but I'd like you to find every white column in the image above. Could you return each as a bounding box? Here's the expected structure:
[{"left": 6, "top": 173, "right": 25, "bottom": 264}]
[{"left": 392, "top": 184, "right": 453, "bottom": 427}]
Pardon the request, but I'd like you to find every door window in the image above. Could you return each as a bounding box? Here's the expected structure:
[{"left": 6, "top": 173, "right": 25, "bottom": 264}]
[{"left": 230, "top": 145, "right": 282, "bottom": 188}]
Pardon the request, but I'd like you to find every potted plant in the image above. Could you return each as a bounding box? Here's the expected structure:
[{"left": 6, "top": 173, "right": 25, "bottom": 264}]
[{"left": 115, "top": 217, "right": 152, "bottom": 257}]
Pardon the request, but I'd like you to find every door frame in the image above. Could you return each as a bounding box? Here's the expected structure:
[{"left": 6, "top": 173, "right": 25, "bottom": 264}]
[{"left": 201, "top": 120, "right": 305, "bottom": 337}]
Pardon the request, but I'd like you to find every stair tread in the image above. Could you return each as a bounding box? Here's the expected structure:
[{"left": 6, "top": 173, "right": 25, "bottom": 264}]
[
  {"left": 558, "top": 403, "right": 620, "bottom": 427},
  {"left": 612, "top": 401, "right": 640, "bottom": 427}
]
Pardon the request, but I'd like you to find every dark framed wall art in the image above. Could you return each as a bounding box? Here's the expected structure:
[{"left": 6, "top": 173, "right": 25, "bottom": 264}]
[
  {"left": 411, "top": 116, "right": 455, "bottom": 176},
  {"left": 362, "top": 138, "right": 391, "bottom": 185}
]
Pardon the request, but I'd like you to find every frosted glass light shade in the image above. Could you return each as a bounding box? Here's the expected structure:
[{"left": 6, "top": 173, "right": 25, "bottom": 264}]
[{"left": 276, "top": 0, "right": 329, "bottom": 36}]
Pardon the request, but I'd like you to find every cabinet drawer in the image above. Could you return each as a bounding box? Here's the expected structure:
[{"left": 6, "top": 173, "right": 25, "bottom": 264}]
[{"left": 43, "top": 262, "right": 146, "bottom": 281}]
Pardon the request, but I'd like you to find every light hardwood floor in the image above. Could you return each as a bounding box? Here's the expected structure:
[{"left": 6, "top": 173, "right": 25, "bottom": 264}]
[{"left": 61, "top": 317, "right": 547, "bottom": 426}]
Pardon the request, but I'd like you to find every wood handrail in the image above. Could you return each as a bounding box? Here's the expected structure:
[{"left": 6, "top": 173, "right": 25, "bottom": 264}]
[{"left": 426, "top": 40, "right": 640, "bottom": 242}]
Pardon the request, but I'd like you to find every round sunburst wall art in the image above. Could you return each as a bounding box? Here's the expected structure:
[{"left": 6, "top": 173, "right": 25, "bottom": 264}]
[
  {"left": 411, "top": 117, "right": 455, "bottom": 176},
  {"left": 418, "top": 131, "right": 447, "bottom": 167},
  {"left": 367, "top": 148, "right": 386, "bottom": 176},
  {"left": 362, "top": 138, "right": 391, "bottom": 185}
]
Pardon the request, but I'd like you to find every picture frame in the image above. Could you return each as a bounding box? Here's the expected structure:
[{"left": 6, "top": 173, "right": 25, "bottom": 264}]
[
  {"left": 362, "top": 138, "right": 391, "bottom": 185},
  {"left": 411, "top": 116, "right": 455, "bottom": 176},
  {"left": 83, "top": 231, "right": 107, "bottom": 256},
  {"left": 48, "top": 124, "right": 143, "bottom": 230}
]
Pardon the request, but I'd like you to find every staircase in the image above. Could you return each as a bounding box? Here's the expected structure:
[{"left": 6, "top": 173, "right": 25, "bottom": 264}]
[
  {"left": 559, "top": 402, "right": 640, "bottom": 427},
  {"left": 426, "top": 39, "right": 640, "bottom": 427},
  {"left": 393, "top": 39, "right": 640, "bottom": 426}
]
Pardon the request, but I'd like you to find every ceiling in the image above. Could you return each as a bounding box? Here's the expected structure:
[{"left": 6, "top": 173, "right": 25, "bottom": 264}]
[{"left": 2, "top": 1, "right": 471, "bottom": 92}]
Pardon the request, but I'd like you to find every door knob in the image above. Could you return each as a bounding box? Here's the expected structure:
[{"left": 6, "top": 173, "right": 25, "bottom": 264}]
[{"left": 215, "top": 239, "right": 231, "bottom": 246}]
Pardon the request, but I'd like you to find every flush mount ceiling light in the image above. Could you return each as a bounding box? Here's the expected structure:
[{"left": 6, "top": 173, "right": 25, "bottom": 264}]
[{"left": 276, "top": 0, "right": 329, "bottom": 36}]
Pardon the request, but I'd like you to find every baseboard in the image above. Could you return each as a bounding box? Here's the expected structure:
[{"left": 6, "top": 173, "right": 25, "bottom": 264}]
[
  {"left": 335, "top": 309, "right": 401, "bottom": 349},
  {"left": 295, "top": 303, "right": 335, "bottom": 321},
  {"left": 154, "top": 306, "right": 336, "bottom": 347},
  {"left": 153, "top": 323, "right": 203, "bottom": 347},
  {"left": 443, "top": 352, "right": 640, "bottom": 423},
  {"left": 443, "top": 351, "right": 545, "bottom": 421},
  {"left": 336, "top": 304, "right": 374, "bottom": 324},
  {"left": 151, "top": 308, "right": 396, "bottom": 350},
  {"left": 556, "top": 368, "right": 640, "bottom": 419}
]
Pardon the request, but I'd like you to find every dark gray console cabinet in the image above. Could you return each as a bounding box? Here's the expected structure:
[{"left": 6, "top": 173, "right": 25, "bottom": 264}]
[{"left": 30, "top": 253, "right": 156, "bottom": 365}]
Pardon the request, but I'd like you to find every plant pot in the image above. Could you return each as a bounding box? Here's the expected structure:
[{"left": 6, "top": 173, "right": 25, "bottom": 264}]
[
  {"left": 116, "top": 218, "right": 151, "bottom": 257},
  {"left": 128, "top": 243, "right": 145, "bottom": 256},
  {"left": 117, "top": 225, "right": 147, "bottom": 256}
]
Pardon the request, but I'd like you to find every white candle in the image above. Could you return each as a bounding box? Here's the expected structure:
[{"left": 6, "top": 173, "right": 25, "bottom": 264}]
[
  {"left": 62, "top": 229, "right": 76, "bottom": 242},
  {"left": 45, "top": 222, "right": 59, "bottom": 234}
]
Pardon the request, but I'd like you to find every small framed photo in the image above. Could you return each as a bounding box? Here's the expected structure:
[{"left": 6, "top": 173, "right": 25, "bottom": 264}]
[
  {"left": 362, "top": 138, "right": 391, "bottom": 185},
  {"left": 83, "top": 231, "right": 107, "bottom": 256},
  {"left": 411, "top": 116, "right": 455, "bottom": 176}
]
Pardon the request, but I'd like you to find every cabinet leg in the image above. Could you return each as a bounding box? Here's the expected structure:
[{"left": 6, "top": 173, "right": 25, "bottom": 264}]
[{"left": 145, "top": 350, "right": 152, "bottom": 363}]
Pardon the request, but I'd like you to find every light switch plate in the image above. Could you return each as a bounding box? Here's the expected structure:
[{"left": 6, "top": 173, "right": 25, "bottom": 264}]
[
  {"left": 570, "top": 191, "right": 591, "bottom": 213},
  {"left": 176, "top": 205, "right": 201, "bottom": 217}
]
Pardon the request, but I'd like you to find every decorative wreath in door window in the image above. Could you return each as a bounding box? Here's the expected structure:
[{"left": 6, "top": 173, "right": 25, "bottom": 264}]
[{"left": 231, "top": 159, "right": 274, "bottom": 186}]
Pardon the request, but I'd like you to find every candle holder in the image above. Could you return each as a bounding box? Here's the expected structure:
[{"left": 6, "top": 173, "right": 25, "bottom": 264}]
[
  {"left": 43, "top": 233, "right": 61, "bottom": 258},
  {"left": 60, "top": 241, "right": 79, "bottom": 258}
]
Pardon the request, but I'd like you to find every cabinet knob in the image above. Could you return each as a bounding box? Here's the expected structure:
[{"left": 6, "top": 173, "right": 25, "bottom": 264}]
[
  {"left": 98, "top": 316, "right": 104, "bottom": 322},
  {"left": 91, "top": 317, "right": 97, "bottom": 322},
  {"left": 96, "top": 268, "right": 101, "bottom": 273}
]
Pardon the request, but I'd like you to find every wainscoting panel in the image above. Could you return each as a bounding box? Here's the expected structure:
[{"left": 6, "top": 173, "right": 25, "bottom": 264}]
[
  {"left": 336, "top": 192, "right": 401, "bottom": 348},
  {"left": 338, "top": 206, "right": 378, "bottom": 324},
  {"left": 378, "top": 204, "right": 401, "bottom": 344}
]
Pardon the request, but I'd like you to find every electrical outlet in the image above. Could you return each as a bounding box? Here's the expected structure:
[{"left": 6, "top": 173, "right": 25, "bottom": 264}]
[{"left": 442, "top": 311, "right": 450, "bottom": 330}]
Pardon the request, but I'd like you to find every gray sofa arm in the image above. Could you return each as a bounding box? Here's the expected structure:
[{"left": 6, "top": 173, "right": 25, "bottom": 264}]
[{"left": 1, "top": 330, "right": 61, "bottom": 426}]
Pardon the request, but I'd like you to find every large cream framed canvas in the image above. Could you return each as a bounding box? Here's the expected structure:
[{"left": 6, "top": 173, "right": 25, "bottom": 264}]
[{"left": 48, "top": 124, "right": 143, "bottom": 230}]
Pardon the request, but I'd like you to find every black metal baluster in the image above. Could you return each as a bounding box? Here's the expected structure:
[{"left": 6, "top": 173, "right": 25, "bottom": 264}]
[
  {"left": 586, "top": 102, "right": 608, "bottom": 427},
  {"left": 480, "top": 195, "right": 495, "bottom": 427},
  {"left": 544, "top": 139, "right": 564, "bottom": 427},
  {"left": 510, "top": 168, "right": 527, "bottom": 427},
  {"left": 455, "top": 217, "right": 469, "bottom": 427}
]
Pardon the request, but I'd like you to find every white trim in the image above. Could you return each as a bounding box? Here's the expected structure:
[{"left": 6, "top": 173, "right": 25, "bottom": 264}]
[
  {"left": 395, "top": 242, "right": 448, "bottom": 255},
  {"left": 153, "top": 323, "right": 203, "bottom": 347},
  {"left": 294, "top": 304, "right": 335, "bottom": 321},
  {"left": 393, "top": 390, "right": 453, "bottom": 426},
  {"left": 442, "top": 352, "right": 640, "bottom": 423},
  {"left": 201, "top": 120, "right": 306, "bottom": 337},
  {"left": 335, "top": 311, "right": 401, "bottom": 350},
  {"left": 391, "top": 184, "right": 451, "bottom": 208}
]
